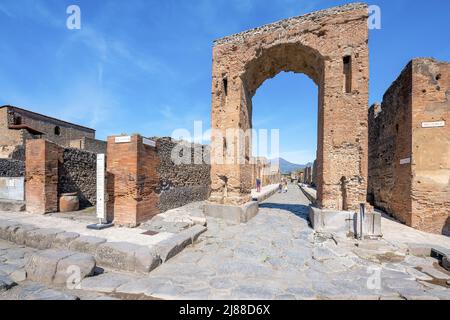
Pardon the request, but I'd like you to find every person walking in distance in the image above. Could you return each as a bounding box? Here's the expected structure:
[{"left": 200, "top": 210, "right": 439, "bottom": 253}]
[{"left": 256, "top": 177, "right": 262, "bottom": 193}]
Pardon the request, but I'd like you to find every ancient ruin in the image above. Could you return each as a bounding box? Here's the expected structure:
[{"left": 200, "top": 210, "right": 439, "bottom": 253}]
[
  {"left": 208, "top": 3, "right": 370, "bottom": 214},
  {"left": 369, "top": 58, "right": 450, "bottom": 235}
]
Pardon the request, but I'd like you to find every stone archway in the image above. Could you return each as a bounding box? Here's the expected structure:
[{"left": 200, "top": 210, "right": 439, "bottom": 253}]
[{"left": 209, "top": 3, "right": 370, "bottom": 213}]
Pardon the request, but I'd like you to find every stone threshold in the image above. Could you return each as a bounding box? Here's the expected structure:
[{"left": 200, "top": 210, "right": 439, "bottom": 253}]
[{"left": 0, "top": 216, "right": 206, "bottom": 274}]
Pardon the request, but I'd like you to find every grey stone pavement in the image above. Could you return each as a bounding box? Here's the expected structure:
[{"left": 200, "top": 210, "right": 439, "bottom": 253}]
[{"left": 1, "top": 184, "right": 450, "bottom": 300}]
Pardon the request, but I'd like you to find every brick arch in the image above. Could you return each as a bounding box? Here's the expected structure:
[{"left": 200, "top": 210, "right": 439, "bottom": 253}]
[{"left": 209, "top": 3, "right": 370, "bottom": 213}]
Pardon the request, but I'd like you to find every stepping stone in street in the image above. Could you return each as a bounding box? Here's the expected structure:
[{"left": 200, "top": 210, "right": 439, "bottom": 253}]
[{"left": 420, "top": 266, "right": 450, "bottom": 280}]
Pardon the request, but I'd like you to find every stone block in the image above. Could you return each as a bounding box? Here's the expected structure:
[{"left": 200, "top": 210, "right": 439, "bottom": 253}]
[
  {"left": 80, "top": 273, "right": 134, "bottom": 293},
  {"left": 0, "top": 274, "right": 16, "bottom": 292},
  {"left": 54, "top": 253, "right": 96, "bottom": 285},
  {"left": 134, "top": 246, "right": 161, "bottom": 273},
  {"left": 25, "top": 249, "right": 73, "bottom": 284},
  {"left": 69, "top": 235, "right": 106, "bottom": 255},
  {"left": 203, "top": 201, "right": 259, "bottom": 224},
  {"left": 309, "top": 206, "right": 354, "bottom": 235},
  {"left": 407, "top": 243, "right": 432, "bottom": 257},
  {"left": 0, "top": 220, "right": 19, "bottom": 240},
  {"left": 25, "top": 228, "right": 64, "bottom": 250},
  {"left": 8, "top": 224, "right": 38, "bottom": 245},
  {"left": 443, "top": 256, "right": 450, "bottom": 272},
  {"left": 53, "top": 232, "right": 80, "bottom": 249},
  {"left": 17, "top": 284, "right": 78, "bottom": 300},
  {"left": 95, "top": 242, "right": 140, "bottom": 272}
]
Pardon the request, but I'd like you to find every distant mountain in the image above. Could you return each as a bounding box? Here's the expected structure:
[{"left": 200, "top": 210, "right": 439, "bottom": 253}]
[{"left": 270, "top": 158, "right": 312, "bottom": 174}]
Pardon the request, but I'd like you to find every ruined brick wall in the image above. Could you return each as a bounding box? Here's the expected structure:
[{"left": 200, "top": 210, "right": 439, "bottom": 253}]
[
  {"left": 69, "top": 137, "right": 107, "bottom": 154},
  {"left": 106, "top": 135, "right": 211, "bottom": 226},
  {"left": 210, "top": 3, "right": 369, "bottom": 211},
  {"left": 106, "top": 135, "right": 160, "bottom": 227},
  {"left": 410, "top": 59, "right": 450, "bottom": 235},
  {"left": 368, "top": 63, "right": 413, "bottom": 225},
  {"left": 58, "top": 148, "right": 97, "bottom": 209},
  {"left": 0, "top": 159, "right": 24, "bottom": 177},
  {"left": 1, "top": 106, "right": 95, "bottom": 148},
  {"left": 0, "top": 107, "right": 23, "bottom": 146},
  {"left": 369, "top": 58, "right": 450, "bottom": 235},
  {"left": 25, "top": 140, "right": 61, "bottom": 214},
  {"left": 155, "top": 137, "right": 211, "bottom": 212}
]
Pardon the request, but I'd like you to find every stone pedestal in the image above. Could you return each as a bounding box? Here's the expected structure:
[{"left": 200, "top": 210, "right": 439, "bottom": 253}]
[
  {"left": 309, "top": 206, "right": 382, "bottom": 239},
  {"left": 203, "top": 201, "right": 259, "bottom": 224}
]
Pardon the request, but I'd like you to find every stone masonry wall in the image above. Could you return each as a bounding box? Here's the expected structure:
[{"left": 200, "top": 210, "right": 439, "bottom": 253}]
[
  {"left": 0, "top": 159, "right": 24, "bottom": 177},
  {"left": 410, "top": 59, "right": 450, "bottom": 235},
  {"left": 369, "top": 58, "right": 450, "bottom": 235},
  {"left": 154, "top": 137, "right": 211, "bottom": 213},
  {"left": 58, "top": 148, "right": 97, "bottom": 209},
  {"left": 368, "top": 63, "right": 413, "bottom": 225}
]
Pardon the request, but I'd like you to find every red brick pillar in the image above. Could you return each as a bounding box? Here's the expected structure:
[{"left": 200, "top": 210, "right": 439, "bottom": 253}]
[
  {"left": 106, "top": 135, "right": 160, "bottom": 227},
  {"left": 25, "top": 139, "right": 61, "bottom": 214}
]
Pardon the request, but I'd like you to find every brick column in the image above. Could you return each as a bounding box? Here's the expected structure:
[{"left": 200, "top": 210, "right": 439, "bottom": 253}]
[
  {"left": 25, "top": 139, "right": 61, "bottom": 214},
  {"left": 106, "top": 135, "right": 160, "bottom": 227}
]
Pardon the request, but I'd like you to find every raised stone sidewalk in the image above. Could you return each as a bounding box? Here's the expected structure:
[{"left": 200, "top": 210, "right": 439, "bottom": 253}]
[{"left": 0, "top": 211, "right": 206, "bottom": 274}]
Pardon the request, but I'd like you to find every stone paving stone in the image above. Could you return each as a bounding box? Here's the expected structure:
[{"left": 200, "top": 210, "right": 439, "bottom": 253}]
[
  {"left": 116, "top": 277, "right": 161, "bottom": 295},
  {"left": 230, "top": 284, "right": 280, "bottom": 300},
  {"left": 405, "top": 267, "right": 433, "bottom": 281},
  {"left": 0, "top": 274, "right": 16, "bottom": 292},
  {"left": 419, "top": 266, "right": 450, "bottom": 280},
  {"left": 0, "top": 263, "right": 22, "bottom": 275},
  {"left": 9, "top": 268, "right": 26, "bottom": 282},
  {"left": 80, "top": 273, "right": 136, "bottom": 293},
  {"left": 143, "top": 281, "right": 185, "bottom": 299},
  {"left": 25, "top": 249, "right": 73, "bottom": 284},
  {"left": 17, "top": 284, "right": 78, "bottom": 300}
]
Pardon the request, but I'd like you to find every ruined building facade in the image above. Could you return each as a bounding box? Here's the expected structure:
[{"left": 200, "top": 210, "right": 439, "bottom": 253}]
[
  {"left": 0, "top": 106, "right": 106, "bottom": 156},
  {"left": 368, "top": 58, "right": 450, "bottom": 235}
]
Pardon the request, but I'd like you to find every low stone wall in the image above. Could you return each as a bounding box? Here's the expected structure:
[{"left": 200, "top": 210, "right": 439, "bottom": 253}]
[
  {"left": 0, "top": 159, "right": 24, "bottom": 177},
  {"left": 58, "top": 148, "right": 97, "bottom": 209},
  {"left": 155, "top": 137, "right": 211, "bottom": 213}
]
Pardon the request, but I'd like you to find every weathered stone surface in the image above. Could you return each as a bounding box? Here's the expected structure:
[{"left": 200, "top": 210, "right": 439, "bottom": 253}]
[
  {"left": 420, "top": 266, "right": 450, "bottom": 280},
  {"left": 25, "top": 228, "right": 63, "bottom": 250},
  {"left": 25, "top": 249, "right": 73, "bottom": 284},
  {"left": 95, "top": 242, "right": 140, "bottom": 271},
  {"left": 8, "top": 224, "right": 37, "bottom": 245},
  {"left": 134, "top": 246, "right": 161, "bottom": 273},
  {"left": 0, "top": 274, "right": 15, "bottom": 292},
  {"left": 17, "top": 284, "right": 78, "bottom": 300},
  {"left": 53, "top": 253, "right": 96, "bottom": 285},
  {"left": 0, "top": 220, "right": 19, "bottom": 240},
  {"left": 53, "top": 232, "right": 80, "bottom": 249},
  {"left": 443, "top": 256, "right": 450, "bottom": 271},
  {"left": 69, "top": 236, "right": 106, "bottom": 255},
  {"left": 9, "top": 268, "right": 26, "bottom": 282},
  {"left": 407, "top": 244, "right": 432, "bottom": 257},
  {"left": 80, "top": 273, "right": 134, "bottom": 293}
]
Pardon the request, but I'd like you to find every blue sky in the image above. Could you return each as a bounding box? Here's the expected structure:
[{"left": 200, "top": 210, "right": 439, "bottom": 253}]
[{"left": 0, "top": 0, "right": 449, "bottom": 164}]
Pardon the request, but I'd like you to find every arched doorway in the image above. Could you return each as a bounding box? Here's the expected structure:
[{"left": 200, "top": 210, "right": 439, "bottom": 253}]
[{"left": 209, "top": 3, "right": 370, "bottom": 213}]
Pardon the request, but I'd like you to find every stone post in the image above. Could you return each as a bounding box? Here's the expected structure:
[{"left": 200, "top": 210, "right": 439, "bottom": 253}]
[
  {"left": 106, "top": 135, "right": 159, "bottom": 227},
  {"left": 25, "top": 139, "right": 61, "bottom": 214}
]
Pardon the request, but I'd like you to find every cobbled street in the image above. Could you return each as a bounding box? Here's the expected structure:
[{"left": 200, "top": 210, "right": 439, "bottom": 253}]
[{"left": 1, "top": 184, "right": 449, "bottom": 300}]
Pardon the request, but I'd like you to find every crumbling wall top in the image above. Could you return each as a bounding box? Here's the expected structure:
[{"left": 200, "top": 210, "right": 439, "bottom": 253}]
[{"left": 213, "top": 2, "right": 368, "bottom": 46}]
